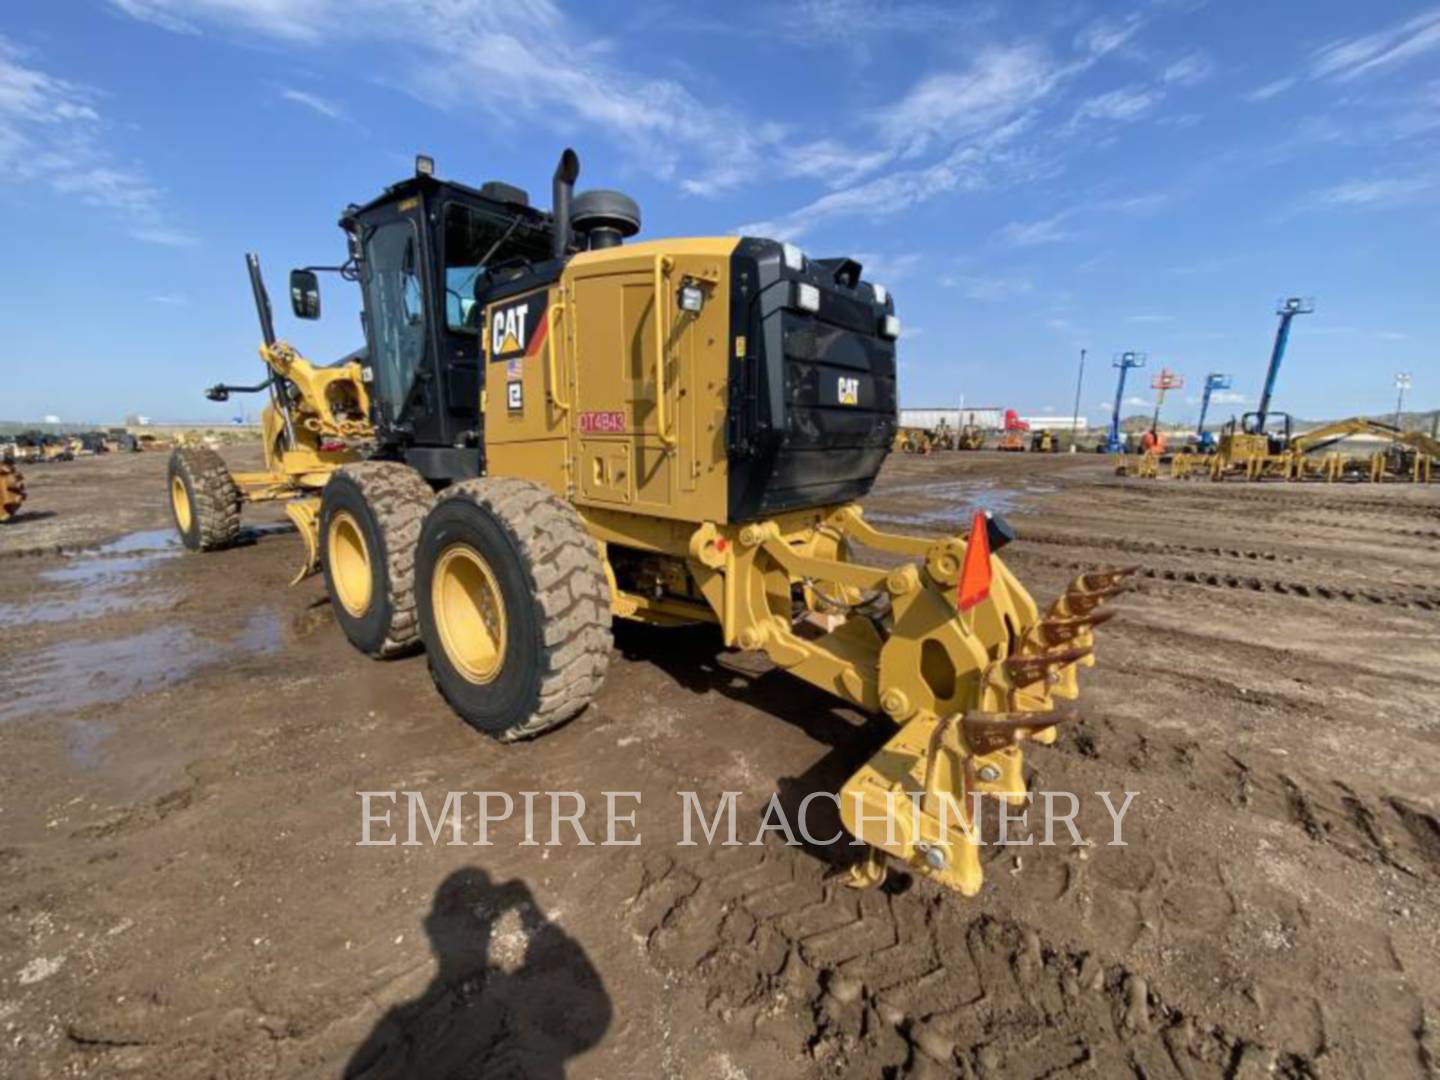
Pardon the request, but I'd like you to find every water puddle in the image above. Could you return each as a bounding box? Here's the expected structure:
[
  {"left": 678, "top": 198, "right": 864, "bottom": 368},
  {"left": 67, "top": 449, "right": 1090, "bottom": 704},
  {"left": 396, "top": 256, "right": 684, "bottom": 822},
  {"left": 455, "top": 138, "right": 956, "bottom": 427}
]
[
  {"left": 0, "top": 529, "right": 182, "bottom": 627},
  {"left": 0, "top": 610, "right": 288, "bottom": 735},
  {"left": 0, "top": 626, "right": 221, "bottom": 725},
  {"left": 92, "top": 529, "right": 181, "bottom": 557},
  {"left": 875, "top": 479, "right": 1058, "bottom": 529}
]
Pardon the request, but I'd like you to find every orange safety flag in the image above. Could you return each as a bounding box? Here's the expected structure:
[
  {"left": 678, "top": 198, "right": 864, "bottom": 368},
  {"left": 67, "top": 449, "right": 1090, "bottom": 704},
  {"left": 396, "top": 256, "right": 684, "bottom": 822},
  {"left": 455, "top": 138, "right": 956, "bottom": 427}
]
[{"left": 957, "top": 511, "right": 993, "bottom": 611}]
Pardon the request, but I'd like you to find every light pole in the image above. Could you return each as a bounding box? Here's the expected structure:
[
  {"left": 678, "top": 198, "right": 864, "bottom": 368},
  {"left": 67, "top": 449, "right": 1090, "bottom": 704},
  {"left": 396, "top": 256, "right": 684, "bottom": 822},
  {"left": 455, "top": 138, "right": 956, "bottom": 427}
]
[
  {"left": 1394, "top": 373, "right": 1412, "bottom": 431},
  {"left": 1070, "top": 347, "right": 1087, "bottom": 452}
]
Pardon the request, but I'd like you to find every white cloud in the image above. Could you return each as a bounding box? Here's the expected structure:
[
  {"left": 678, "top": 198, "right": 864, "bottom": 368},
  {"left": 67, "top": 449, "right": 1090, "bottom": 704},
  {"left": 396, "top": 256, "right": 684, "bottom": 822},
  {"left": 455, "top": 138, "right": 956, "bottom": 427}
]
[
  {"left": 940, "top": 273, "right": 1033, "bottom": 301},
  {"left": 1126, "top": 313, "right": 1172, "bottom": 323},
  {"left": 1312, "top": 177, "right": 1432, "bottom": 208},
  {"left": 875, "top": 44, "right": 1063, "bottom": 157},
  {"left": 850, "top": 251, "right": 922, "bottom": 283},
  {"left": 997, "top": 212, "right": 1073, "bottom": 246},
  {"left": 1311, "top": 7, "right": 1440, "bottom": 82},
  {"left": 1070, "top": 86, "right": 1162, "bottom": 128},
  {"left": 110, "top": 0, "right": 338, "bottom": 42},
  {"left": 1074, "top": 14, "right": 1144, "bottom": 59},
  {"left": 112, "top": 0, "right": 804, "bottom": 197},
  {"left": 0, "top": 37, "right": 194, "bottom": 245},
  {"left": 148, "top": 293, "right": 189, "bottom": 305},
  {"left": 1123, "top": 395, "right": 1152, "bottom": 408},
  {"left": 281, "top": 87, "right": 344, "bottom": 121},
  {"left": 1163, "top": 52, "right": 1213, "bottom": 86},
  {"left": 1244, "top": 76, "right": 1295, "bottom": 102},
  {"left": 1210, "top": 390, "right": 1246, "bottom": 405},
  {"left": 737, "top": 116, "right": 1037, "bottom": 239}
]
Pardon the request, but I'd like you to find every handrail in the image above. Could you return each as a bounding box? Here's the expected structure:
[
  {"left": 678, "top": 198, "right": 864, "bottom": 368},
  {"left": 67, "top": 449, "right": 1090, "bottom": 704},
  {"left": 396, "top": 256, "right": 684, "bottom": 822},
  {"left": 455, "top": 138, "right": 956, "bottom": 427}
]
[
  {"left": 652, "top": 256, "right": 677, "bottom": 447},
  {"left": 546, "top": 299, "right": 570, "bottom": 411}
]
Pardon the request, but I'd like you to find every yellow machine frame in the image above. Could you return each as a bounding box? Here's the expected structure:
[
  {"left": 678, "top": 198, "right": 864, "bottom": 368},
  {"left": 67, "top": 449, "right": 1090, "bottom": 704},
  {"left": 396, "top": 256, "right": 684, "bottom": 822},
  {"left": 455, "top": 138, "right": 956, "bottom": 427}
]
[
  {"left": 228, "top": 342, "right": 372, "bottom": 575},
  {"left": 468, "top": 237, "right": 1126, "bottom": 894}
]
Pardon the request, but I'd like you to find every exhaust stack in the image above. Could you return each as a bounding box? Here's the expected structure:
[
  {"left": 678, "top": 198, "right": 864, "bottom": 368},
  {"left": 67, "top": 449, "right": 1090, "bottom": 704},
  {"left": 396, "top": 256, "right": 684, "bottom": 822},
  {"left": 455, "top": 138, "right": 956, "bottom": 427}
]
[{"left": 551, "top": 148, "right": 579, "bottom": 261}]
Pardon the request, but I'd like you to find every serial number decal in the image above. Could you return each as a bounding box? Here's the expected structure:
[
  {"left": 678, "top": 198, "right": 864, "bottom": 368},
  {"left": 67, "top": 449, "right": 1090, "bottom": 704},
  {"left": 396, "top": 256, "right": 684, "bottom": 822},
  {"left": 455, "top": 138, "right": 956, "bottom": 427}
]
[{"left": 578, "top": 410, "right": 627, "bottom": 434}]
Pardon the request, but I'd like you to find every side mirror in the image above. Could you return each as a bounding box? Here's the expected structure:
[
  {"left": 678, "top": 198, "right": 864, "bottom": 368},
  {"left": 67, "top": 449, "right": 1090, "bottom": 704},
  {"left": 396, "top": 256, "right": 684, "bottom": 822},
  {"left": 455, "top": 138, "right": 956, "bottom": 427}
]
[{"left": 289, "top": 269, "right": 321, "bottom": 319}]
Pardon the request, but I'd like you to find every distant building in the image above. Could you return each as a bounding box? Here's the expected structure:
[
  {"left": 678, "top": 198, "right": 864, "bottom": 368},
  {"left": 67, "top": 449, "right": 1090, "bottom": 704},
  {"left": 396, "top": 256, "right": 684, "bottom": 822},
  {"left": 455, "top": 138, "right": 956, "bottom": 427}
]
[
  {"left": 900, "top": 406, "right": 1004, "bottom": 430},
  {"left": 1020, "top": 416, "right": 1087, "bottom": 431}
]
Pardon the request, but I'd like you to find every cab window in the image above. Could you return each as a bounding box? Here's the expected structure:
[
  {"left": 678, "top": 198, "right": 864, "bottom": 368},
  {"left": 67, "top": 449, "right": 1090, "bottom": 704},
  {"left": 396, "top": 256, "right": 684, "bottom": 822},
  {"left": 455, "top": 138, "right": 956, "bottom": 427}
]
[
  {"left": 442, "top": 201, "right": 552, "bottom": 333},
  {"left": 362, "top": 220, "right": 426, "bottom": 422}
]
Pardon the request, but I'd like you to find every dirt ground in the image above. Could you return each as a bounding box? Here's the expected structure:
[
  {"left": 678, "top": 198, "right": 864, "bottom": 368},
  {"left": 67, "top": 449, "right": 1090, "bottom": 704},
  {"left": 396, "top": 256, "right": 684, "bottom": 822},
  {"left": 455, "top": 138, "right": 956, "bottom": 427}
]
[{"left": 1, "top": 447, "right": 1438, "bottom": 1079}]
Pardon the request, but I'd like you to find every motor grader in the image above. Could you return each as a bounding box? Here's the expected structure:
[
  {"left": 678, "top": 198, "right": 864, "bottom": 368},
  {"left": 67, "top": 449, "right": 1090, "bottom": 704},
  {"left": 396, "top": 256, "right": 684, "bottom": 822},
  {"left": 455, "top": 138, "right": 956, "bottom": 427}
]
[
  {"left": 0, "top": 463, "right": 24, "bottom": 523},
  {"left": 169, "top": 150, "right": 1126, "bottom": 896}
]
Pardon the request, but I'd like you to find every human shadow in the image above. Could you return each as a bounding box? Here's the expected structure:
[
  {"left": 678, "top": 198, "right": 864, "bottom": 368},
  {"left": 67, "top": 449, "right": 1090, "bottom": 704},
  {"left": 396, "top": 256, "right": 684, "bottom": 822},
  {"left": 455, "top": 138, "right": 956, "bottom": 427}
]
[{"left": 344, "top": 867, "right": 612, "bottom": 1080}]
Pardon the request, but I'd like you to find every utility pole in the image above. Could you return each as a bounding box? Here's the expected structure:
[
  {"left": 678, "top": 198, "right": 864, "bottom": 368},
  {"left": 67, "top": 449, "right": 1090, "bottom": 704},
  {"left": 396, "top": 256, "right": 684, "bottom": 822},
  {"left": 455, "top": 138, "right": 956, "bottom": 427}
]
[
  {"left": 1394, "top": 372, "right": 1412, "bottom": 431},
  {"left": 1106, "top": 351, "right": 1146, "bottom": 453},
  {"left": 1070, "top": 347, "right": 1087, "bottom": 452}
]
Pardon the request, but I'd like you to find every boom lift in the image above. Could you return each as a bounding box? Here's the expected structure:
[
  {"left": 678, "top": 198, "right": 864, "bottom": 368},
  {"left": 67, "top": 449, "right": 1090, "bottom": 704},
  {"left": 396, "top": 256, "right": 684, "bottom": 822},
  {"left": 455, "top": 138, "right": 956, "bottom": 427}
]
[
  {"left": 1194, "top": 373, "right": 1230, "bottom": 452},
  {"left": 169, "top": 150, "right": 1127, "bottom": 896},
  {"left": 1103, "top": 352, "right": 1145, "bottom": 454}
]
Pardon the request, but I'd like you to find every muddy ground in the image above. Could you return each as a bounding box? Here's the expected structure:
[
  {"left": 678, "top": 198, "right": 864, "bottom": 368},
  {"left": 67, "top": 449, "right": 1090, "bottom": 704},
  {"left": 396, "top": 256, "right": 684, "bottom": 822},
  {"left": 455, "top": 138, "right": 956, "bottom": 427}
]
[{"left": 1, "top": 447, "right": 1438, "bottom": 1078}]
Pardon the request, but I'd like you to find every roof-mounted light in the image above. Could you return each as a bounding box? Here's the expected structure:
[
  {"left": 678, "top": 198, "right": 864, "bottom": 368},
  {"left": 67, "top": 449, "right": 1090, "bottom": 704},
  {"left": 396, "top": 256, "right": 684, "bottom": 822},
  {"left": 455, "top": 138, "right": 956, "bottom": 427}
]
[
  {"left": 781, "top": 242, "right": 805, "bottom": 272},
  {"left": 872, "top": 283, "right": 888, "bottom": 306},
  {"left": 880, "top": 314, "right": 901, "bottom": 339},
  {"left": 415, "top": 154, "right": 435, "bottom": 177},
  {"left": 794, "top": 282, "right": 820, "bottom": 313}
]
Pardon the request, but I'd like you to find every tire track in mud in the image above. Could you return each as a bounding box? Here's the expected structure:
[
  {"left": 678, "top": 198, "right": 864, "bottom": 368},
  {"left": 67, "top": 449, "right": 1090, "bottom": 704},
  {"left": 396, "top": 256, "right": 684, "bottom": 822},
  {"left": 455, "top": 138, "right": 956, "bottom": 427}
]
[
  {"left": 1055, "top": 711, "right": 1440, "bottom": 883},
  {"left": 626, "top": 843, "right": 1317, "bottom": 1077},
  {"left": 1284, "top": 515, "right": 1440, "bottom": 543},
  {"left": 1017, "top": 529, "right": 1307, "bottom": 567},
  {"left": 1084, "top": 482, "right": 1440, "bottom": 520},
  {"left": 1020, "top": 553, "right": 1440, "bottom": 612}
]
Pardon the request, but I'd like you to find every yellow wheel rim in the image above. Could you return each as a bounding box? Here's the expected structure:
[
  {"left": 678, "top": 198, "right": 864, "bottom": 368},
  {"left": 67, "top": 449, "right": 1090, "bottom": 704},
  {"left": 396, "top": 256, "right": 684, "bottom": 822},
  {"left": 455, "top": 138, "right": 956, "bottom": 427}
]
[
  {"left": 171, "top": 476, "right": 193, "bottom": 533},
  {"left": 432, "top": 543, "right": 508, "bottom": 685},
  {"left": 329, "top": 511, "right": 373, "bottom": 617}
]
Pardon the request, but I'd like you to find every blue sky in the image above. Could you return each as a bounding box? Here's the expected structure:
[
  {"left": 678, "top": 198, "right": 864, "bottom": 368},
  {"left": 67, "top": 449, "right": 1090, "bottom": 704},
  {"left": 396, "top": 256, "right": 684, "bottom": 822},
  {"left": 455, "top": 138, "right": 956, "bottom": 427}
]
[{"left": 1, "top": 0, "right": 1437, "bottom": 426}]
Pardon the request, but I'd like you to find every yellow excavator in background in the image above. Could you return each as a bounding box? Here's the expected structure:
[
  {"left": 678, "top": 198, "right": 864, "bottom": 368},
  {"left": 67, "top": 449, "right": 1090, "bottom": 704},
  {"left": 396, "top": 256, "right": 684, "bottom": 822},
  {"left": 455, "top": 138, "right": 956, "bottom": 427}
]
[
  {"left": 1283, "top": 417, "right": 1436, "bottom": 482},
  {"left": 170, "top": 150, "right": 1128, "bottom": 896}
]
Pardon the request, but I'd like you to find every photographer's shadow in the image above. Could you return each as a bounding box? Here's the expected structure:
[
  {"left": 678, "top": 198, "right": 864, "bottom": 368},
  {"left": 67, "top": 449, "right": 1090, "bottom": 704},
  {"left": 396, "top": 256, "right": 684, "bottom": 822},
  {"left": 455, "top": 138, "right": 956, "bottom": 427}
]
[{"left": 345, "top": 867, "right": 611, "bottom": 1079}]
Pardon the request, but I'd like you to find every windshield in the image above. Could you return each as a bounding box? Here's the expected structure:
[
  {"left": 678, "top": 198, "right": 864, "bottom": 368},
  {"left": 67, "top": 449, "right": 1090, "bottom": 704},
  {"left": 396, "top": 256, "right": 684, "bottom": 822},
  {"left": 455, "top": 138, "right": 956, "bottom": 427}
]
[{"left": 443, "top": 201, "right": 552, "bottom": 333}]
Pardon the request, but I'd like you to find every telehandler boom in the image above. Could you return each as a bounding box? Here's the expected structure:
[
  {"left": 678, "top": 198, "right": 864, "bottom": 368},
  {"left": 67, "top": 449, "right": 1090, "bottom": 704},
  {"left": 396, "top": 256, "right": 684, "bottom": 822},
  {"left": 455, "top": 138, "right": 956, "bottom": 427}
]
[{"left": 169, "top": 150, "right": 1128, "bottom": 895}]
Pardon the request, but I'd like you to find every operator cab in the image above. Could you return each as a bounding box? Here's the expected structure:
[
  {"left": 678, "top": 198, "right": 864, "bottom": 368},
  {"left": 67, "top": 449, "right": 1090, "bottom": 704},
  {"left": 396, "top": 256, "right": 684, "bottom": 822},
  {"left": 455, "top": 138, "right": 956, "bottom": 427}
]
[
  {"left": 292, "top": 156, "right": 558, "bottom": 479},
  {"left": 1241, "top": 410, "right": 1293, "bottom": 454}
]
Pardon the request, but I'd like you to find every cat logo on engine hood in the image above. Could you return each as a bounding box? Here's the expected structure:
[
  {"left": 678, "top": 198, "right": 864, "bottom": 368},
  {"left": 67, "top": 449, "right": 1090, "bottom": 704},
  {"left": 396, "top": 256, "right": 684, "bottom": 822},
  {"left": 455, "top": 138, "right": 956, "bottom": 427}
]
[{"left": 489, "top": 292, "right": 549, "bottom": 362}]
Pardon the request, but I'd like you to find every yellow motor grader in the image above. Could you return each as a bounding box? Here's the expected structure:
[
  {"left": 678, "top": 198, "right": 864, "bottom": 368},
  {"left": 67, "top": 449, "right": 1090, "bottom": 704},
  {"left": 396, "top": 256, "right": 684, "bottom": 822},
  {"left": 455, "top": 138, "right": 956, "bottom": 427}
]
[
  {"left": 0, "top": 463, "right": 25, "bottom": 523},
  {"left": 170, "top": 151, "right": 1126, "bottom": 896}
]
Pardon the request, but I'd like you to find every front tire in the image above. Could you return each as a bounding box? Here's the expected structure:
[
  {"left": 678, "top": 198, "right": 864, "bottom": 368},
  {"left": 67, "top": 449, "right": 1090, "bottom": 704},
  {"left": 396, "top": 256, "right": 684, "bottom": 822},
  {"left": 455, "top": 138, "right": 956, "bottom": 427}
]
[
  {"left": 319, "top": 462, "right": 434, "bottom": 658},
  {"left": 168, "top": 447, "right": 242, "bottom": 551},
  {"left": 417, "top": 478, "right": 612, "bottom": 741}
]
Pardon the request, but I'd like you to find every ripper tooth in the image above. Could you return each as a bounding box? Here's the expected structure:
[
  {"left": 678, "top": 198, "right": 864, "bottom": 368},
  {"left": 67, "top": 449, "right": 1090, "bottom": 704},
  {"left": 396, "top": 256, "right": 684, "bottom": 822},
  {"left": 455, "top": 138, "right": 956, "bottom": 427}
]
[
  {"left": 1002, "top": 646, "right": 1093, "bottom": 687},
  {"left": 963, "top": 709, "right": 1070, "bottom": 755},
  {"left": 1033, "top": 608, "right": 1117, "bottom": 646}
]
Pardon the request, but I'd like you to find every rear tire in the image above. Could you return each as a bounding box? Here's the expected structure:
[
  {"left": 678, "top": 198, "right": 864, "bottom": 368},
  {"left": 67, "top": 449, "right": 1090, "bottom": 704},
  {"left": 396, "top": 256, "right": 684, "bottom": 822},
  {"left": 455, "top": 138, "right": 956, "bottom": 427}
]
[
  {"left": 168, "top": 447, "right": 242, "bottom": 551},
  {"left": 417, "top": 478, "right": 612, "bottom": 741},
  {"left": 319, "top": 462, "right": 434, "bottom": 658}
]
